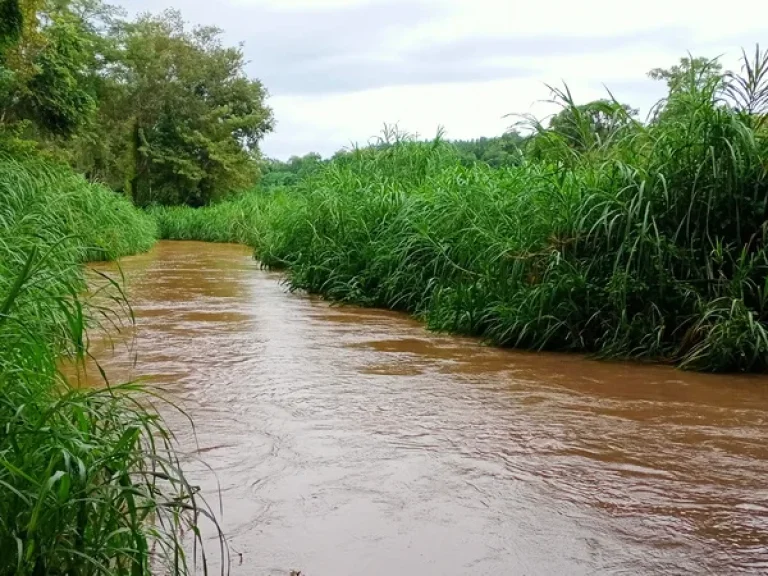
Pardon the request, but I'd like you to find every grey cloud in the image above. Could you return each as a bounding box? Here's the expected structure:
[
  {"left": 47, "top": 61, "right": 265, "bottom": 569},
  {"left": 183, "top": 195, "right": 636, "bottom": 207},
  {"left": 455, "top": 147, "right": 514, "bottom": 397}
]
[
  {"left": 118, "top": 1, "right": 693, "bottom": 97},
  {"left": 121, "top": 0, "right": 452, "bottom": 93},
  {"left": 251, "top": 24, "right": 692, "bottom": 95},
  {"left": 121, "top": 0, "right": 439, "bottom": 62},
  {"left": 258, "top": 55, "right": 532, "bottom": 94},
  {"left": 415, "top": 27, "right": 694, "bottom": 63}
]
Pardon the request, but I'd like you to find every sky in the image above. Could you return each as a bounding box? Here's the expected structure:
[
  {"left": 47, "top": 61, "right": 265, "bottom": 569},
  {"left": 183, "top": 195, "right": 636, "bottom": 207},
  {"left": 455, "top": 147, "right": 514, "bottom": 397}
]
[{"left": 120, "top": 0, "right": 767, "bottom": 159}]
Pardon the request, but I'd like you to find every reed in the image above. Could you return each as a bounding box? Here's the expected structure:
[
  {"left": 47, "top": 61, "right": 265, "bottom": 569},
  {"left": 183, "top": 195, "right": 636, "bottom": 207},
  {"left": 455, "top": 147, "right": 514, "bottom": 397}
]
[
  {"left": 0, "top": 156, "right": 214, "bottom": 575},
  {"left": 149, "top": 49, "right": 768, "bottom": 372},
  {"left": 249, "top": 52, "right": 768, "bottom": 372}
]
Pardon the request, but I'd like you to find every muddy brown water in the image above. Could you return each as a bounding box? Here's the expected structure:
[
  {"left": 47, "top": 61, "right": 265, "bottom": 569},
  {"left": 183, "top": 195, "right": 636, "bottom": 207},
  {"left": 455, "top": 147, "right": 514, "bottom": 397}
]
[{"left": 81, "top": 241, "right": 768, "bottom": 575}]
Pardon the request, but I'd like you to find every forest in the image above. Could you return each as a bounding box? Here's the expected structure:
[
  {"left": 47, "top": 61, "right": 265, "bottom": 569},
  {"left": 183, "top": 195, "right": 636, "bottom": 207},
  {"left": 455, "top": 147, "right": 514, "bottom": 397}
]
[{"left": 1, "top": 0, "right": 768, "bottom": 573}]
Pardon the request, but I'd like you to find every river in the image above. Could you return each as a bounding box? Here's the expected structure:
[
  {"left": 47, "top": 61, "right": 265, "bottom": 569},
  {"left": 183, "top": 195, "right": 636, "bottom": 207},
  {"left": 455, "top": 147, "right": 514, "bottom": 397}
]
[{"left": 83, "top": 241, "right": 768, "bottom": 575}]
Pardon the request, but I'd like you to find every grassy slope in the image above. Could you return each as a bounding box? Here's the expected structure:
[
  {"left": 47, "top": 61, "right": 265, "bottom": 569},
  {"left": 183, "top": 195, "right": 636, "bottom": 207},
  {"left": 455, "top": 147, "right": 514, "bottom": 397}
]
[{"left": 0, "top": 156, "right": 208, "bottom": 575}]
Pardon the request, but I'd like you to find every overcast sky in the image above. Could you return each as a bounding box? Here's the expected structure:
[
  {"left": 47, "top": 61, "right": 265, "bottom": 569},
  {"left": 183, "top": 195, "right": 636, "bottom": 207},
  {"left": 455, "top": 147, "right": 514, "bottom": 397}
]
[{"left": 120, "top": 0, "right": 766, "bottom": 159}]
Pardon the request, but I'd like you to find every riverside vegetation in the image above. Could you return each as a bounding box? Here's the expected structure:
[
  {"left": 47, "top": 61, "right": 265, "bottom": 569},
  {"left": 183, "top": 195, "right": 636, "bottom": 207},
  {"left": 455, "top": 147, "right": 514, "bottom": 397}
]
[
  {"left": 157, "top": 49, "right": 768, "bottom": 373},
  {"left": 1, "top": 0, "right": 768, "bottom": 572},
  {"left": 0, "top": 156, "right": 216, "bottom": 574},
  {"left": 1, "top": 0, "right": 264, "bottom": 573}
]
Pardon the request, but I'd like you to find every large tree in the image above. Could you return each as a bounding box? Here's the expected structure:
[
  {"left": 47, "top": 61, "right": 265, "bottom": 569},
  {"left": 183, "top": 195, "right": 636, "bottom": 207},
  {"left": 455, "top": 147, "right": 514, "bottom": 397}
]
[
  {"left": 647, "top": 56, "right": 724, "bottom": 123},
  {"left": 2, "top": 1, "right": 274, "bottom": 206},
  {"left": 101, "top": 10, "right": 273, "bottom": 206},
  {"left": 0, "top": 0, "right": 97, "bottom": 142},
  {"left": 546, "top": 99, "right": 637, "bottom": 152},
  {"left": 0, "top": 0, "right": 24, "bottom": 57},
  {"left": 648, "top": 56, "right": 723, "bottom": 94}
]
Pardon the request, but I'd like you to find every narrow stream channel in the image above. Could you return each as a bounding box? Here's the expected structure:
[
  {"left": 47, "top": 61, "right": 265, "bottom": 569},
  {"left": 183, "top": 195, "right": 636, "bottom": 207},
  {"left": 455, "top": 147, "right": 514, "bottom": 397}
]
[{"left": 86, "top": 241, "right": 768, "bottom": 575}]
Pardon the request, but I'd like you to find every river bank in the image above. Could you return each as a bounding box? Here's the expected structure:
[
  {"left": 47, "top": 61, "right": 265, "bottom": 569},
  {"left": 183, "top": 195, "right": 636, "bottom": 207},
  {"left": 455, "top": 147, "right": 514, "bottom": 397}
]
[{"left": 154, "top": 105, "right": 768, "bottom": 374}]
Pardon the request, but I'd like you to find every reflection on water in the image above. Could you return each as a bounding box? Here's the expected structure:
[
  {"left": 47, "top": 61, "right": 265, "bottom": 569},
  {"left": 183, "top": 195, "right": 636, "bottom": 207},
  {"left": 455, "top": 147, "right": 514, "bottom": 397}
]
[{"left": 84, "top": 241, "right": 768, "bottom": 575}]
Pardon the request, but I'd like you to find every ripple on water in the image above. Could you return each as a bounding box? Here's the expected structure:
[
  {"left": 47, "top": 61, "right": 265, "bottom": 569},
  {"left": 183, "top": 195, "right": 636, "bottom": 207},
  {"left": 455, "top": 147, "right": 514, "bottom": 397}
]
[{"left": 85, "top": 241, "right": 768, "bottom": 576}]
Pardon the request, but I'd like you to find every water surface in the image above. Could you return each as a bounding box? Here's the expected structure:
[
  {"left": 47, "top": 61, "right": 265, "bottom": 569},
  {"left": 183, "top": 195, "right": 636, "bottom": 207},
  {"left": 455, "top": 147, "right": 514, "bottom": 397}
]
[{"left": 85, "top": 241, "right": 768, "bottom": 575}]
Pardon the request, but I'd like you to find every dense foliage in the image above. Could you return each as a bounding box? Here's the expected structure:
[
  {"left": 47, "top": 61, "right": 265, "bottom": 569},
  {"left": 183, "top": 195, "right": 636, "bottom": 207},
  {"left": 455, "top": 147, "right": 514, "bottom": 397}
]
[
  {"left": 0, "top": 0, "right": 273, "bottom": 206},
  {"left": 152, "top": 194, "right": 264, "bottom": 244},
  {"left": 0, "top": 155, "right": 220, "bottom": 574},
  {"left": 450, "top": 132, "right": 525, "bottom": 167},
  {"left": 260, "top": 152, "right": 325, "bottom": 189},
  {"left": 158, "top": 48, "right": 768, "bottom": 372}
]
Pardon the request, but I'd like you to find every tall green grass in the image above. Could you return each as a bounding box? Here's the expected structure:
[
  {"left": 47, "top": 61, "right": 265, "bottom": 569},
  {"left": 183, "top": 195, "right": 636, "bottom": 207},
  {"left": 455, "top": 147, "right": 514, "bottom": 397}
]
[
  {"left": 149, "top": 190, "right": 299, "bottom": 261},
  {"left": 151, "top": 193, "right": 269, "bottom": 245},
  {"left": 149, "top": 51, "right": 768, "bottom": 373},
  {"left": 248, "top": 55, "right": 768, "bottom": 372},
  {"left": 0, "top": 156, "right": 215, "bottom": 574}
]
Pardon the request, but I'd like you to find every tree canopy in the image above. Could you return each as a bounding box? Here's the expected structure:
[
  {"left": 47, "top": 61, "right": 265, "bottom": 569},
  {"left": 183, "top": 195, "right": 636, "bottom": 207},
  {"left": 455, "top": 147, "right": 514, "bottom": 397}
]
[
  {"left": 648, "top": 56, "right": 724, "bottom": 94},
  {"left": 0, "top": 0, "right": 274, "bottom": 206},
  {"left": 450, "top": 132, "right": 524, "bottom": 168},
  {"left": 1, "top": 0, "right": 97, "bottom": 140},
  {"left": 261, "top": 152, "right": 324, "bottom": 189}
]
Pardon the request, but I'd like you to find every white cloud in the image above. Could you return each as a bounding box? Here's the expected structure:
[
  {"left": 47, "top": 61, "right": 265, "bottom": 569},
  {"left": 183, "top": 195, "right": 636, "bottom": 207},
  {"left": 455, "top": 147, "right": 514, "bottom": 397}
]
[{"left": 119, "top": 0, "right": 768, "bottom": 158}]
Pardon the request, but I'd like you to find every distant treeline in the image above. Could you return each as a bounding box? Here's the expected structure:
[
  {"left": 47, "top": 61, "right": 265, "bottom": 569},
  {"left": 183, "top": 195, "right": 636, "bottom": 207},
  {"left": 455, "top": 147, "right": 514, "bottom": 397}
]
[
  {"left": 261, "top": 132, "right": 527, "bottom": 188},
  {"left": 260, "top": 90, "right": 671, "bottom": 185}
]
